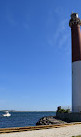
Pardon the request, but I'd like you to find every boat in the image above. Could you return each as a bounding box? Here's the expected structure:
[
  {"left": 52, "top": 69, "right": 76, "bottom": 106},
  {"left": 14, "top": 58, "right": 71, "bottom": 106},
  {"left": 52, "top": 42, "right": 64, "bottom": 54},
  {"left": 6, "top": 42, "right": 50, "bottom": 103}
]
[{"left": 2, "top": 111, "right": 11, "bottom": 117}]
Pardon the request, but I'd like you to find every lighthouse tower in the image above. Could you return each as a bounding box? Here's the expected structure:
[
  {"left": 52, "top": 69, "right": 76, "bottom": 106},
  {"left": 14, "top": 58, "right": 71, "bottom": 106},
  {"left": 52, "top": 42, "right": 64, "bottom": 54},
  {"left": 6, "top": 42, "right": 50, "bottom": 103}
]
[{"left": 69, "top": 13, "right": 81, "bottom": 112}]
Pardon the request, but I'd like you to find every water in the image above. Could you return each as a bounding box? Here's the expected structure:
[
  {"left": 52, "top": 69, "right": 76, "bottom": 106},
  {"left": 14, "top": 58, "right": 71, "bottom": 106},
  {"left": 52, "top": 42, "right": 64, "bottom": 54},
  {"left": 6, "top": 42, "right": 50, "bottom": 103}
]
[{"left": 0, "top": 111, "right": 56, "bottom": 128}]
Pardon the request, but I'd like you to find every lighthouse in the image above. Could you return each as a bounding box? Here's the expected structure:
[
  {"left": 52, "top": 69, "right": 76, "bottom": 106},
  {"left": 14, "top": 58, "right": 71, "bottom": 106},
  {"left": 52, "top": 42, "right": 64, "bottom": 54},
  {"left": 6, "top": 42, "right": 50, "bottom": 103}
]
[{"left": 69, "top": 13, "right": 81, "bottom": 112}]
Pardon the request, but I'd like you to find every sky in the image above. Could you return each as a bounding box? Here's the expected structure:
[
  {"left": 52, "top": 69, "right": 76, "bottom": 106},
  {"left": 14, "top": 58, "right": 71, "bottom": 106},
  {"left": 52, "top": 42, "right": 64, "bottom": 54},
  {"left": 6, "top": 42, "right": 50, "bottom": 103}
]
[{"left": 0, "top": 0, "right": 81, "bottom": 111}]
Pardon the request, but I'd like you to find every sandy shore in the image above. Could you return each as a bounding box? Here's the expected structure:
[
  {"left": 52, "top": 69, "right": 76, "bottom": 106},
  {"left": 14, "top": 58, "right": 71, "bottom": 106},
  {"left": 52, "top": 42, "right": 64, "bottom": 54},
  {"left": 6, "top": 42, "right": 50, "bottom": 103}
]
[{"left": 0, "top": 124, "right": 81, "bottom": 137}]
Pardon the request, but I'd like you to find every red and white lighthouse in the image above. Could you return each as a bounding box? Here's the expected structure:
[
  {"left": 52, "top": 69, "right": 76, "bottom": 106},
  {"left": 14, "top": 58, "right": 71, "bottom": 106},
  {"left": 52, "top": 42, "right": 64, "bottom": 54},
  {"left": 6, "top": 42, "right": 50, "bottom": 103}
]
[{"left": 69, "top": 13, "right": 81, "bottom": 112}]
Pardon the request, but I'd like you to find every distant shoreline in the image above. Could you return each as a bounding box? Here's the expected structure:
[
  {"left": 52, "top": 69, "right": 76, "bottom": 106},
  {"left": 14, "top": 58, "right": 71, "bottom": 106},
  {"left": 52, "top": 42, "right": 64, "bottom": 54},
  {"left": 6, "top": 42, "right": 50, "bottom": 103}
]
[{"left": 0, "top": 110, "right": 56, "bottom": 112}]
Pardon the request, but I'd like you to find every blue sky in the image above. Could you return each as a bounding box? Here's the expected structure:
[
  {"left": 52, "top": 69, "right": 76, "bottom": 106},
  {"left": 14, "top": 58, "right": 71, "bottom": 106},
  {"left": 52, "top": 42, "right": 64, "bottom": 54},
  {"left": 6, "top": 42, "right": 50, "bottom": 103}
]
[{"left": 0, "top": 0, "right": 80, "bottom": 111}]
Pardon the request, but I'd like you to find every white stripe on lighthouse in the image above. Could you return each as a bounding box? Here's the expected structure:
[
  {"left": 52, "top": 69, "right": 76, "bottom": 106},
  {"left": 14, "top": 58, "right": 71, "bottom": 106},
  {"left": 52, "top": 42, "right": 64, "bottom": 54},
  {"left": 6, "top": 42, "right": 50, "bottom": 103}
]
[{"left": 72, "top": 61, "right": 81, "bottom": 112}]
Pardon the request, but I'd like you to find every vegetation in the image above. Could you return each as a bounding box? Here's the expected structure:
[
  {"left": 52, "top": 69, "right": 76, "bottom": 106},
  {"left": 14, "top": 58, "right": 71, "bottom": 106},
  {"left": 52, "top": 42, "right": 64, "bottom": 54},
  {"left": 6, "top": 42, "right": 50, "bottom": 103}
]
[
  {"left": 57, "top": 108, "right": 70, "bottom": 113},
  {"left": 72, "top": 135, "right": 81, "bottom": 137}
]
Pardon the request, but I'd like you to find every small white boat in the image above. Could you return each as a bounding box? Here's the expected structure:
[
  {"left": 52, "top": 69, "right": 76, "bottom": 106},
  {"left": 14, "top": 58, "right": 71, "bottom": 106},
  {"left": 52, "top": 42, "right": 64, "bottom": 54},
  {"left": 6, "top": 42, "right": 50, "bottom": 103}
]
[{"left": 2, "top": 111, "right": 11, "bottom": 117}]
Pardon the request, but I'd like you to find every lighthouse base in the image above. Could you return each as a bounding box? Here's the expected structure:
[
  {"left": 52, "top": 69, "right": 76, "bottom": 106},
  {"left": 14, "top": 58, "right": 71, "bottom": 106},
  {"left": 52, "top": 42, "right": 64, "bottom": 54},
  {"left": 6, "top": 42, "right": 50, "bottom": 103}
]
[
  {"left": 72, "top": 61, "right": 81, "bottom": 112},
  {"left": 56, "top": 112, "right": 81, "bottom": 122}
]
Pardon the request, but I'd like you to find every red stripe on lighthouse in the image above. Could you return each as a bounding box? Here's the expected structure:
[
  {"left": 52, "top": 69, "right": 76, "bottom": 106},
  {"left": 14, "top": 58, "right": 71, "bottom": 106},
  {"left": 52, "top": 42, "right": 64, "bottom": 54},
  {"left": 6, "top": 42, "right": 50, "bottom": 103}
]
[{"left": 71, "top": 24, "right": 81, "bottom": 62}]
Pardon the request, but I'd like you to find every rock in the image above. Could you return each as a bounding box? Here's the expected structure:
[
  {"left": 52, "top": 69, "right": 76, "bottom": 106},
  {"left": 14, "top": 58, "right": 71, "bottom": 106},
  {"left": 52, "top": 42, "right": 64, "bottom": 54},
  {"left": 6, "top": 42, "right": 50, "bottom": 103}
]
[{"left": 36, "top": 116, "right": 67, "bottom": 126}]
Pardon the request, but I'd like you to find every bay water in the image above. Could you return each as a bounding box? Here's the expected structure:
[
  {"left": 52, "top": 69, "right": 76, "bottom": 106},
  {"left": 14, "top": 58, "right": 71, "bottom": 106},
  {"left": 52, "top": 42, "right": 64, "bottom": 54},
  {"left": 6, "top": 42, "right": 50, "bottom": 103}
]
[{"left": 0, "top": 111, "right": 56, "bottom": 128}]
